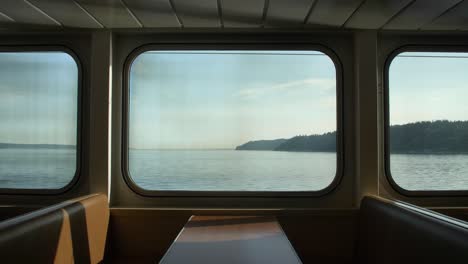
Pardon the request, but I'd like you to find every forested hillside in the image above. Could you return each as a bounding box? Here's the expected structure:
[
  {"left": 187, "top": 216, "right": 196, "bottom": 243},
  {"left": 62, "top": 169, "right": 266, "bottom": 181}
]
[
  {"left": 390, "top": 120, "right": 468, "bottom": 153},
  {"left": 235, "top": 139, "right": 287, "bottom": 150},
  {"left": 236, "top": 120, "right": 468, "bottom": 153}
]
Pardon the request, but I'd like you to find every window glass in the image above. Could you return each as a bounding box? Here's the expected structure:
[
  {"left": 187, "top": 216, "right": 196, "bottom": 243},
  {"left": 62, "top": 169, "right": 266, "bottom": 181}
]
[
  {"left": 0, "top": 52, "right": 78, "bottom": 190},
  {"left": 128, "top": 50, "right": 337, "bottom": 192},
  {"left": 389, "top": 52, "right": 468, "bottom": 191}
]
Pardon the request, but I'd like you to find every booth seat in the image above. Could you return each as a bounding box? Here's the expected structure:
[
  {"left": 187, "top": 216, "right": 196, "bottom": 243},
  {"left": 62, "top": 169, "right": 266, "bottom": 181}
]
[
  {"left": 355, "top": 196, "right": 468, "bottom": 264},
  {"left": 1, "top": 193, "right": 468, "bottom": 263},
  {"left": 0, "top": 193, "right": 109, "bottom": 264}
]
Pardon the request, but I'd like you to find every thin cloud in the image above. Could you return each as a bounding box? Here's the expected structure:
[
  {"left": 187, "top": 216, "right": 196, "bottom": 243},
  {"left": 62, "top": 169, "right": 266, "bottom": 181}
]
[{"left": 237, "top": 78, "right": 335, "bottom": 99}]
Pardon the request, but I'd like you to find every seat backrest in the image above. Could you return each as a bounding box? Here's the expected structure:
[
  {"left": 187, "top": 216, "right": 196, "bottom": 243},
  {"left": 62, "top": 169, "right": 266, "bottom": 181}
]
[
  {"left": 0, "top": 193, "right": 109, "bottom": 264},
  {"left": 356, "top": 196, "right": 468, "bottom": 264}
]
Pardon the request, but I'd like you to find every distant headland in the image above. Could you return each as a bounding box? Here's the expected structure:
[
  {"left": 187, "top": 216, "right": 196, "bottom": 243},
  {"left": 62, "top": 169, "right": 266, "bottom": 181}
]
[
  {"left": 236, "top": 120, "right": 468, "bottom": 154},
  {"left": 236, "top": 132, "right": 335, "bottom": 152}
]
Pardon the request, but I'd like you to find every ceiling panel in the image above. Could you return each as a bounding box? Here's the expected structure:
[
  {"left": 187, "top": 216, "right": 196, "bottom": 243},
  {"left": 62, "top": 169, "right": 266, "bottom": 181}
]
[
  {"left": 28, "top": 0, "right": 102, "bottom": 28},
  {"left": 172, "top": 0, "right": 219, "bottom": 27},
  {"left": 0, "top": 12, "right": 14, "bottom": 23},
  {"left": 383, "top": 0, "right": 462, "bottom": 30},
  {"left": 307, "top": 0, "right": 362, "bottom": 27},
  {"left": 221, "top": 0, "right": 264, "bottom": 27},
  {"left": 0, "top": 0, "right": 58, "bottom": 26},
  {"left": 345, "top": 0, "right": 413, "bottom": 29},
  {"left": 266, "top": 0, "right": 316, "bottom": 27},
  {"left": 75, "top": 0, "right": 141, "bottom": 28},
  {"left": 422, "top": 1, "right": 468, "bottom": 30},
  {"left": 122, "top": 0, "right": 180, "bottom": 27},
  {"left": 0, "top": 0, "right": 466, "bottom": 30}
]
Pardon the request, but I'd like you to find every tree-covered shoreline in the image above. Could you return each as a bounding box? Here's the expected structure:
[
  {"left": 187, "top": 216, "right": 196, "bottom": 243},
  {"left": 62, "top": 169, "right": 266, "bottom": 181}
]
[
  {"left": 389, "top": 120, "right": 468, "bottom": 154},
  {"left": 236, "top": 120, "right": 468, "bottom": 154},
  {"left": 236, "top": 133, "right": 336, "bottom": 152}
]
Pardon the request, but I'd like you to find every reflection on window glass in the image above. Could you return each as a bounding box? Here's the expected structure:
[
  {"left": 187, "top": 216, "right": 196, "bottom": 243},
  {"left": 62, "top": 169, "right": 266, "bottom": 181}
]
[
  {"left": 128, "top": 50, "right": 337, "bottom": 192},
  {"left": 389, "top": 52, "right": 468, "bottom": 191},
  {"left": 0, "top": 52, "right": 78, "bottom": 189}
]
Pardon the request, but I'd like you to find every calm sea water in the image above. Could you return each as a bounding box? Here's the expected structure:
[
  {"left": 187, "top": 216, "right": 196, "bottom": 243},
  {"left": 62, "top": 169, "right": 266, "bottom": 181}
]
[
  {"left": 0, "top": 148, "right": 76, "bottom": 189},
  {"left": 1, "top": 148, "right": 468, "bottom": 191},
  {"left": 129, "top": 150, "right": 336, "bottom": 191},
  {"left": 391, "top": 154, "right": 468, "bottom": 191}
]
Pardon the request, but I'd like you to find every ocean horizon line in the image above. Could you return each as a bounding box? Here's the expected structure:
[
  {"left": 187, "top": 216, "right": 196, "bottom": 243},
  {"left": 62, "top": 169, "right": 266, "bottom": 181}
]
[{"left": 129, "top": 148, "right": 235, "bottom": 151}]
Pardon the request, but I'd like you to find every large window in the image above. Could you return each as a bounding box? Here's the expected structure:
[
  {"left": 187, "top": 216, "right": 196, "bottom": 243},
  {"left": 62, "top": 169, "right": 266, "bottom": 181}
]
[
  {"left": 0, "top": 51, "right": 79, "bottom": 191},
  {"left": 388, "top": 51, "right": 468, "bottom": 192},
  {"left": 127, "top": 49, "right": 339, "bottom": 193}
]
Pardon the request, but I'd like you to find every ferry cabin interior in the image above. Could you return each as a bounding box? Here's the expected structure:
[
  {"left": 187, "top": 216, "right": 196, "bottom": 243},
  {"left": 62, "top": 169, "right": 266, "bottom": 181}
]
[{"left": 1, "top": 1, "right": 468, "bottom": 263}]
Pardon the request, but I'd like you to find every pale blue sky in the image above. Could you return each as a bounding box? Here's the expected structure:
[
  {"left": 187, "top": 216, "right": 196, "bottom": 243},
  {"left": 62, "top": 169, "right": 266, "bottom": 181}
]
[
  {"left": 1, "top": 51, "right": 467, "bottom": 148},
  {"left": 129, "top": 51, "right": 336, "bottom": 149},
  {"left": 0, "top": 52, "right": 78, "bottom": 145},
  {"left": 389, "top": 52, "right": 468, "bottom": 125}
]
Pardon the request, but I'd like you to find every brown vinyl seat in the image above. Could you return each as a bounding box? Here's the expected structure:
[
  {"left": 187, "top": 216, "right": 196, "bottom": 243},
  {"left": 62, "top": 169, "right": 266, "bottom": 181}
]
[
  {"left": 356, "top": 196, "right": 468, "bottom": 264},
  {"left": 0, "top": 193, "right": 109, "bottom": 264}
]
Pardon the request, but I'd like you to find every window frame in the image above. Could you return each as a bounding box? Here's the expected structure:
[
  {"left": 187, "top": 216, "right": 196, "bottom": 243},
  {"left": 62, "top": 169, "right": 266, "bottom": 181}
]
[
  {"left": 0, "top": 46, "right": 82, "bottom": 195},
  {"left": 122, "top": 43, "right": 344, "bottom": 197},
  {"left": 384, "top": 45, "right": 468, "bottom": 197}
]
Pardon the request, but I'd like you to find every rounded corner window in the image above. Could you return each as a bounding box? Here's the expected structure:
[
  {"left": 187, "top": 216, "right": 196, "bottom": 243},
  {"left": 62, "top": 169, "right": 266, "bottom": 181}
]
[
  {"left": 124, "top": 47, "right": 341, "bottom": 196},
  {"left": 0, "top": 50, "right": 80, "bottom": 194},
  {"left": 386, "top": 49, "right": 468, "bottom": 195}
]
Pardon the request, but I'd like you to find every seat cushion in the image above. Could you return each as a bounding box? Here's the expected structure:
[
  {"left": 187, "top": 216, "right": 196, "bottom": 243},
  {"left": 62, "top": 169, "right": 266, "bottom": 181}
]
[
  {"left": 0, "top": 193, "right": 109, "bottom": 264},
  {"left": 356, "top": 196, "right": 468, "bottom": 264}
]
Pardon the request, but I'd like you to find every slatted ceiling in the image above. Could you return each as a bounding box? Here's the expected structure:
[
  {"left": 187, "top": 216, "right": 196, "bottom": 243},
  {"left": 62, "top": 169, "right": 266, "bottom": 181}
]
[
  {"left": 0, "top": 0, "right": 466, "bottom": 30},
  {"left": 27, "top": 0, "right": 102, "bottom": 28},
  {"left": 122, "top": 0, "right": 180, "bottom": 27},
  {"left": 0, "top": 0, "right": 58, "bottom": 26},
  {"left": 265, "top": 0, "right": 316, "bottom": 27},
  {"left": 221, "top": 0, "right": 264, "bottom": 27},
  {"left": 0, "top": 12, "right": 14, "bottom": 23},
  {"left": 75, "top": 0, "right": 141, "bottom": 28},
  {"left": 171, "top": 0, "right": 219, "bottom": 27},
  {"left": 422, "top": 1, "right": 468, "bottom": 31},
  {"left": 344, "top": 0, "right": 413, "bottom": 29},
  {"left": 383, "top": 0, "right": 463, "bottom": 30},
  {"left": 306, "top": 0, "right": 363, "bottom": 27}
]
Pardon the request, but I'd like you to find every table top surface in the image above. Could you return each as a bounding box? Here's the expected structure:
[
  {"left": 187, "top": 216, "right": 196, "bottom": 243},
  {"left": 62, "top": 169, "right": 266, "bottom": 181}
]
[{"left": 160, "top": 215, "right": 302, "bottom": 264}]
